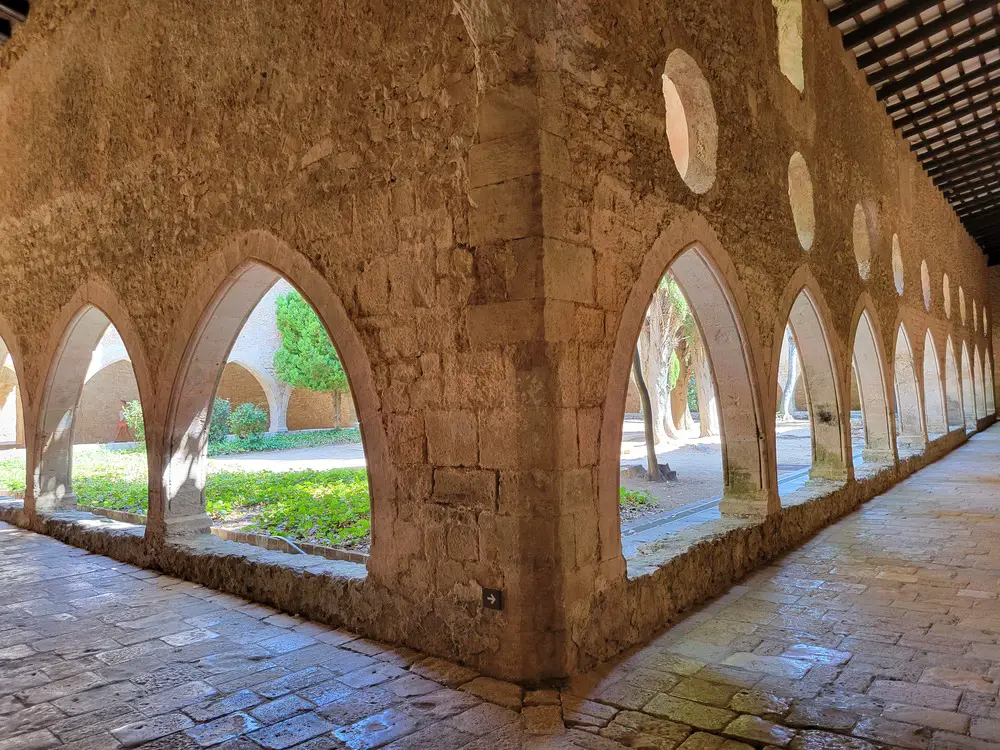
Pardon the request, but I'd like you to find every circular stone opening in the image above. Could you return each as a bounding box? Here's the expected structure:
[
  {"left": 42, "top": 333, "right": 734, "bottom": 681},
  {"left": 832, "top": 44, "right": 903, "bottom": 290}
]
[
  {"left": 852, "top": 203, "right": 875, "bottom": 280},
  {"left": 892, "top": 234, "right": 904, "bottom": 294},
  {"left": 943, "top": 273, "right": 951, "bottom": 318},
  {"left": 921, "top": 261, "right": 931, "bottom": 312},
  {"left": 788, "top": 152, "right": 815, "bottom": 251},
  {"left": 662, "top": 50, "right": 718, "bottom": 195},
  {"left": 960, "top": 286, "right": 966, "bottom": 325}
]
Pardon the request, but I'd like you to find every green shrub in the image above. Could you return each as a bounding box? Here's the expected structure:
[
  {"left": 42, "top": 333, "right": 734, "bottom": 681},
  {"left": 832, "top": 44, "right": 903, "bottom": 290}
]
[
  {"left": 228, "top": 402, "right": 268, "bottom": 439},
  {"left": 207, "top": 427, "right": 361, "bottom": 456},
  {"left": 619, "top": 487, "right": 655, "bottom": 509},
  {"left": 209, "top": 399, "right": 232, "bottom": 443},
  {"left": 122, "top": 400, "right": 145, "bottom": 443}
]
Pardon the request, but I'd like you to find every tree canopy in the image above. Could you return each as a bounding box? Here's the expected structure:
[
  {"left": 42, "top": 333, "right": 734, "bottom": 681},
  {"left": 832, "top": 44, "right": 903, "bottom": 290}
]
[{"left": 274, "top": 290, "right": 349, "bottom": 394}]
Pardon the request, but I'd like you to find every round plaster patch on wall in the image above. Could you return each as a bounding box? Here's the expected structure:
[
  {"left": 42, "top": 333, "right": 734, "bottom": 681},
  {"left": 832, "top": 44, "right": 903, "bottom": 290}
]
[
  {"left": 960, "top": 286, "right": 966, "bottom": 325},
  {"left": 943, "top": 273, "right": 951, "bottom": 318},
  {"left": 662, "top": 50, "right": 718, "bottom": 195},
  {"left": 788, "top": 152, "right": 815, "bottom": 251},
  {"left": 973, "top": 299, "right": 978, "bottom": 332},
  {"left": 920, "top": 260, "right": 930, "bottom": 312}
]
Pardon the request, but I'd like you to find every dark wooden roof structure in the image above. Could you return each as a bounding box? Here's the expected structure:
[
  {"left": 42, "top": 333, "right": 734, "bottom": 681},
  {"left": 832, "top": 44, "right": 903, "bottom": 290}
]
[
  {"left": 0, "top": 2, "right": 27, "bottom": 42},
  {"left": 824, "top": 0, "right": 1000, "bottom": 264}
]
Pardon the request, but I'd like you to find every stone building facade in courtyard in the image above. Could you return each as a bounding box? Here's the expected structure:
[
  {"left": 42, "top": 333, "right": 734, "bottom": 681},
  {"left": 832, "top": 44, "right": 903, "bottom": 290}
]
[{"left": 0, "top": 0, "right": 994, "bottom": 686}]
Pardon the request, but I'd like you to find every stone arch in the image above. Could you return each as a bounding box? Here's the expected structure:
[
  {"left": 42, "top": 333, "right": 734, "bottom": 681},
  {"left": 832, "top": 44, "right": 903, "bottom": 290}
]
[
  {"left": 974, "top": 346, "right": 986, "bottom": 419},
  {"left": 787, "top": 152, "right": 815, "bottom": 251},
  {"left": 922, "top": 330, "right": 947, "bottom": 437},
  {"left": 893, "top": 323, "right": 925, "bottom": 450},
  {"left": 773, "top": 0, "right": 804, "bottom": 92},
  {"left": 662, "top": 49, "right": 717, "bottom": 195},
  {"left": 217, "top": 359, "right": 276, "bottom": 431},
  {"left": 29, "top": 279, "right": 154, "bottom": 515},
  {"left": 772, "top": 270, "right": 847, "bottom": 481},
  {"left": 848, "top": 303, "right": 893, "bottom": 463},
  {"left": 960, "top": 340, "right": 976, "bottom": 429},
  {"left": 156, "top": 232, "right": 391, "bottom": 571},
  {"left": 945, "top": 336, "right": 963, "bottom": 430},
  {"left": 599, "top": 213, "right": 770, "bottom": 569}
]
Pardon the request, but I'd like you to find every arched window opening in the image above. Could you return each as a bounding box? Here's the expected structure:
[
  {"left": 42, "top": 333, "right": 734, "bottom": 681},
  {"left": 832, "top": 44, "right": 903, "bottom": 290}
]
[
  {"left": 0, "top": 339, "right": 23, "bottom": 452},
  {"left": 614, "top": 245, "right": 764, "bottom": 572},
  {"left": 163, "top": 269, "right": 368, "bottom": 558},
  {"left": 960, "top": 286, "right": 967, "bottom": 325},
  {"left": 34, "top": 309, "right": 149, "bottom": 518},
  {"left": 960, "top": 341, "right": 976, "bottom": 430},
  {"left": 893, "top": 325, "right": 925, "bottom": 457},
  {"left": 788, "top": 153, "right": 815, "bottom": 251},
  {"left": 850, "top": 310, "right": 893, "bottom": 473},
  {"left": 892, "top": 235, "right": 904, "bottom": 295},
  {"left": 922, "top": 331, "right": 947, "bottom": 439},
  {"left": 974, "top": 346, "right": 986, "bottom": 419},
  {"left": 984, "top": 307, "right": 989, "bottom": 335},
  {"left": 943, "top": 273, "right": 951, "bottom": 318},
  {"left": 852, "top": 203, "right": 875, "bottom": 281},
  {"left": 945, "top": 337, "right": 964, "bottom": 431},
  {"left": 773, "top": 0, "right": 805, "bottom": 92},
  {"left": 921, "top": 261, "right": 931, "bottom": 312},
  {"left": 775, "top": 291, "right": 846, "bottom": 500},
  {"left": 986, "top": 351, "right": 996, "bottom": 415},
  {"left": 974, "top": 299, "right": 979, "bottom": 333},
  {"left": 662, "top": 49, "right": 718, "bottom": 195}
]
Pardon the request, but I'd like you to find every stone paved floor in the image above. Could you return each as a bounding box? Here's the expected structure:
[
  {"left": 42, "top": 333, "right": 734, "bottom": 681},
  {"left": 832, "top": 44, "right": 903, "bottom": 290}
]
[{"left": 3, "top": 427, "right": 1000, "bottom": 749}]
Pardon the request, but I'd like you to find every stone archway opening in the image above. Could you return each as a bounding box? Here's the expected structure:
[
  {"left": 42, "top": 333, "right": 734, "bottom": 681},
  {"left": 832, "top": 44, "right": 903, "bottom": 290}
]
[
  {"left": 850, "top": 310, "right": 893, "bottom": 472},
  {"left": 662, "top": 49, "right": 718, "bottom": 195},
  {"left": 960, "top": 341, "right": 976, "bottom": 430},
  {"left": 975, "top": 346, "right": 986, "bottom": 419},
  {"left": 161, "top": 264, "right": 370, "bottom": 557},
  {"left": 612, "top": 244, "right": 765, "bottom": 570},
  {"left": 775, "top": 290, "right": 846, "bottom": 499},
  {"left": 33, "top": 308, "right": 149, "bottom": 517},
  {"left": 0, "top": 336, "right": 24, "bottom": 452},
  {"left": 945, "top": 337, "right": 964, "bottom": 431},
  {"left": 893, "top": 324, "right": 925, "bottom": 456},
  {"left": 922, "top": 331, "right": 947, "bottom": 439},
  {"left": 986, "top": 351, "right": 996, "bottom": 415}
]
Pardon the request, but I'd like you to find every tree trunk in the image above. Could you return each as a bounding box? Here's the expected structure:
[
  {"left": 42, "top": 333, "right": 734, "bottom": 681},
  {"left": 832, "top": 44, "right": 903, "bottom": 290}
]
[
  {"left": 332, "top": 391, "right": 343, "bottom": 429},
  {"left": 633, "top": 347, "right": 661, "bottom": 482},
  {"left": 672, "top": 341, "right": 694, "bottom": 432},
  {"left": 780, "top": 330, "right": 800, "bottom": 421},
  {"left": 642, "top": 297, "right": 667, "bottom": 444},
  {"left": 690, "top": 328, "right": 719, "bottom": 437}
]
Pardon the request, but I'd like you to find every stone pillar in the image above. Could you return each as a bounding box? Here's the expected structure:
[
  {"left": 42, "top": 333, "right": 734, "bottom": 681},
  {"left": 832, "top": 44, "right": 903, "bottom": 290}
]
[{"left": 270, "top": 383, "right": 290, "bottom": 433}]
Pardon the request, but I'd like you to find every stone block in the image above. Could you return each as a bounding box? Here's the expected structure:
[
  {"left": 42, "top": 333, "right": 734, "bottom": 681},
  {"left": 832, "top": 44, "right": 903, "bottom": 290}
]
[
  {"left": 544, "top": 239, "right": 595, "bottom": 304},
  {"left": 469, "top": 131, "right": 539, "bottom": 188},
  {"left": 425, "top": 410, "right": 478, "bottom": 467},
  {"left": 470, "top": 176, "right": 542, "bottom": 245},
  {"left": 433, "top": 468, "right": 497, "bottom": 511}
]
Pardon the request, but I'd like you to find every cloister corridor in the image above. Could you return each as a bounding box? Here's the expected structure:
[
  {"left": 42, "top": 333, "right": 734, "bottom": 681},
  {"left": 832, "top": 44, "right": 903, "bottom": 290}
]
[{"left": 2, "top": 427, "right": 1000, "bottom": 749}]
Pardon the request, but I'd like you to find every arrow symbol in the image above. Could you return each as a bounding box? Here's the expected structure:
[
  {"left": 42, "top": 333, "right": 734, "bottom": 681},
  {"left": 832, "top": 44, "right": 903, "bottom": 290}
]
[{"left": 486, "top": 594, "right": 496, "bottom": 605}]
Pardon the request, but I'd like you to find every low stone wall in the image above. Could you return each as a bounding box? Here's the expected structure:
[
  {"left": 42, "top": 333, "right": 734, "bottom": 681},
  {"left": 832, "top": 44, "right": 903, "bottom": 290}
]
[
  {"left": 571, "top": 423, "right": 978, "bottom": 674},
  {"left": 0, "top": 420, "right": 989, "bottom": 684}
]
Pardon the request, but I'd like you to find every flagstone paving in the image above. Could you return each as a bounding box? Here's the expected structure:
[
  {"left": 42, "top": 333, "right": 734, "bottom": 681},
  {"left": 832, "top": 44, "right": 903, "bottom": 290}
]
[{"left": 2, "top": 427, "right": 1000, "bottom": 748}]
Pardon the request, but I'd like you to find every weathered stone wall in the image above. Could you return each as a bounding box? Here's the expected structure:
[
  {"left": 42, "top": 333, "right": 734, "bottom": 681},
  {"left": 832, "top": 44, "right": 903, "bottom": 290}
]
[
  {"left": 0, "top": 0, "right": 992, "bottom": 683},
  {"left": 75, "top": 359, "right": 139, "bottom": 443}
]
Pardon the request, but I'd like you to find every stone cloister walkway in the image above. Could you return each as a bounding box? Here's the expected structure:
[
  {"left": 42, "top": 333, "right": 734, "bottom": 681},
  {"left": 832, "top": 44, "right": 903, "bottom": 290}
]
[{"left": 3, "top": 427, "right": 1000, "bottom": 749}]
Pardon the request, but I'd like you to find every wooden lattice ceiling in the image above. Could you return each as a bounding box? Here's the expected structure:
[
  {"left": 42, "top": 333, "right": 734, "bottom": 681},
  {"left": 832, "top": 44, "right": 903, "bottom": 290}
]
[
  {"left": 0, "top": 2, "right": 27, "bottom": 43},
  {"left": 824, "top": 0, "right": 1000, "bottom": 264}
]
